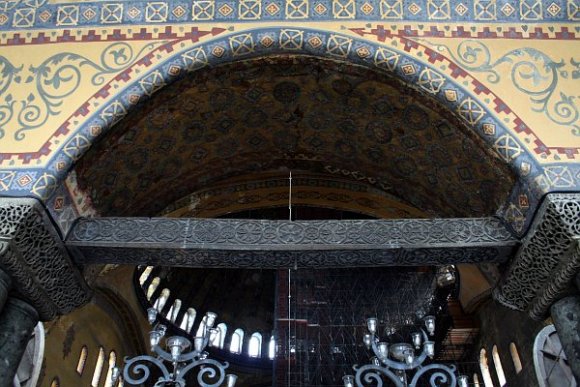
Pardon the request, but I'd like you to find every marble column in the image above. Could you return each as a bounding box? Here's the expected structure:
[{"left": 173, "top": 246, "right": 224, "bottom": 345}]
[
  {"left": 0, "top": 267, "right": 11, "bottom": 312},
  {"left": 0, "top": 297, "right": 39, "bottom": 386},
  {"left": 551, "top": 295, "right": 580, "bottom": 382}
]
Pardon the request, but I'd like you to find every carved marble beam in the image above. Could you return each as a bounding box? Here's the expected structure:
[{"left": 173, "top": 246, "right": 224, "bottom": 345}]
[
  {"left": 66, "top": 217, "right": 518, "bottom": 268},
  {"left": 0, "top": 198, "right": 91, "bottom": 321},
  {"left": 494, "top": 193, "right": 580, "bottom": 320}
]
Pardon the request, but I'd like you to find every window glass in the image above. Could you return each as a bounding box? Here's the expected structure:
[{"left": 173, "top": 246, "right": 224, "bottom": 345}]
[
  {"left": 268, "top": 336, "right": 276, "bottom": 359},
  {"left": 76, "top": 346, "right": 88, "bottom": 375},
  {"left": 104, "top": 351, "right": 117, "bottom": 387},
  {"left": 210, "top": 323, "right": 227, "bottom": 349},
  {"left": 146, "top": 278, "right": 160, "bottom": 300},
  {"left": 479, "top": 348, "right": 494, "bottom": 387},
  {"left": 180, "top": 308, "right": 196, "bottom": 333},
  {"left": 230, "top": 329, "right": 244, "bottom": 354},
  {"left": 510, "top": 342, "right": 523, "bottom": 374},
  {"left": 473, "top": 373, "right": 480, "bottom": 387},
  {"left": 91, "top": 347, "right": 105, "bottom": 387},
  {"left": 248, "top": 333, "right": 262, "bottom": 357},
  {"left": 166, "top": 299, "right": 181, "bottom": 323},
  {"left": 492, "top": 345, "right": 507, "bottom": 386},
  {"left": 154, "top": 288, "right": 170, "bottom": 312},
  {"left": 138, "top": 266, "right": 153, "bottom": 286},
  {"left": 196, "top": 315, "right": 208, "bottom": 338}
]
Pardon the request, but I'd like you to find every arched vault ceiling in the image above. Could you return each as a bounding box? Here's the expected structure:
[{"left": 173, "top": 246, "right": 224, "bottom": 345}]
[{"left": 75, "top": 56, "right": 515, "bottom": 217}]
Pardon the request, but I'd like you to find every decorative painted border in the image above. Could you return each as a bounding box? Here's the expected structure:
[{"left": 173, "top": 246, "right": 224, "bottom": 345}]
[
  {"left": 1, "top": 27, "right": 575, "bottom": 237},
  {"left": 1, "top": 29, "right": 572, "bottom": 167},
  {"left": 0, "top": 0, "right": 579, "bottom": 31},
  {"left": 0, "top": 23, "right": 577, "bottom": 47}
]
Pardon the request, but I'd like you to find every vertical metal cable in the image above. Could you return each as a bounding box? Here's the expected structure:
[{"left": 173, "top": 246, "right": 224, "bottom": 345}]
[{"left": 288, "top": 171, "right": 292, "bottom": 386}]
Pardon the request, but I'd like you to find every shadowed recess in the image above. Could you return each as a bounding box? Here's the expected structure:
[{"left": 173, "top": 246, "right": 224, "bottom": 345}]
[{"left": 74, "top": 56, "right": 515, "bottom": 217}]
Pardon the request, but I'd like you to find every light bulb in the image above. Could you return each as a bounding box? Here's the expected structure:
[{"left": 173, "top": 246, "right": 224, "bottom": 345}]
[
  {"left": 367, "top": 318, "right": 378, "bottom": 334},
  {"left": 404, "top": 350, "right": 414, "bottom": 365},
  {"left": 158, "top": 324, "right": 167, "bottom": 338},
  {"left": 111, "top": 366, "right": 120, "bottom": 383},
  {"left": 343, "top": 375, "right": 355, "bottom": 387},
  {"left": 425, "top": 341, "right": 435, "bottom": 358},
  {"left": 147, "top": 308, "right": 158, "bottom": 325},
  {"left": 194, "top": 337, "right": 205, "bottom": 352},
  {"left": 149, "top": 330, "right": 162, "bottom": 349},
  {"left": 226, "top": 374, "right": 238, "bottom": 387},
  {"left": 166, "top": 336, "right": 191, "bottom": 361},
  {"left": 378, "top": 342, "right": 389, "bottom": 359},
  {"left": 412, "top": 332, "right": 421, "bottom": 349},
  {"left": 458, "top": 375, "right": 469, "bottom": 387},
  {"left": 363, "top": 334, "right": 372, "bottom": 349},
  {"left": 424, "top": 315, "right": 435, "bottom": 336}
]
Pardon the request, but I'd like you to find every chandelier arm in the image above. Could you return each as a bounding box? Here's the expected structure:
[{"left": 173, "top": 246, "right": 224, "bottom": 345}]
[
  {"left": 353, "top": 364, "right": 405, "bottom": 387},
  {"left": 369, "top": 332, "right": 429, "bottom": 370},
  {"left": 151, "top": 344, "right": 178, "bottom": 363},
  {"left": 122, "top": 355, "right": 172, "bottom": 385},
  {"left": 408, "top": 363, "right": 458, "bottom": 387},
  {"left": 178, "top": 358, "right": 230, "bottom": 387},
  {"left": 175, "top": 348, "right": 203, "bottom": 362}
]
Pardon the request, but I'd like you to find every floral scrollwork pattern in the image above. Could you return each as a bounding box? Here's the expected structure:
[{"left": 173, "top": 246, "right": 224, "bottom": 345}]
[
  {"left": 495, "top": 193, "right": 580, "bottom": 315},
  {"left": 0, "top": 197, "right": 90, "bottom": 320},
  {"left": 354, "top": 364, "right": 404, "bottom": 387},
  {"left": 123, "top": 355, "right": 228, "bottom": 387},
  {"left": 0, "top": 42, "right": 163, "bottom": 140},
  {"left": 352, "top": 363, "right": 458, "bottom": 387},
  {"left": 428, "top": 40, "right": 579, "bottom": 136}
]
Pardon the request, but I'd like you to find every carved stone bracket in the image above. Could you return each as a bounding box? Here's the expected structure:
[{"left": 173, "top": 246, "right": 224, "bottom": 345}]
[
  {"left": 0, "top": 198, "right": 91, "bottom": 321},
  {"left": 66, "top": 217, "right": 519, "bottom": 268},
  {"left": 494, "top": 193, "right": 580, "bottom": 319}
]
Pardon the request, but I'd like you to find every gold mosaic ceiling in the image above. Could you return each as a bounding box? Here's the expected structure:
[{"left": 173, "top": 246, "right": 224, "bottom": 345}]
[{"left": 75, "top": 56, "right": 515, "bottom": 218}]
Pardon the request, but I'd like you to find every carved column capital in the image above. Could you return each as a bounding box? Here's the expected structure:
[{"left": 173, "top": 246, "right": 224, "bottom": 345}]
[
  {"left": 0, "top": 197, "right": 91, "bottom": 321},
  {"left": 494, "top": 193, "right": 580, "bottom": 319}
]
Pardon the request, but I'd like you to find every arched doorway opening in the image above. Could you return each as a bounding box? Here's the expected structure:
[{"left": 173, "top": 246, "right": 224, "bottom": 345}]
[{"left": 54, "top": 51, "right": 518, "bottom": 386}]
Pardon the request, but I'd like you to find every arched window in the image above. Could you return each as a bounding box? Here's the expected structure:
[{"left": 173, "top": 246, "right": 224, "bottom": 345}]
[
  {"left": 473, "top": 373, "right": 481, "bottom": 387},
  {"left": 146, "top": 277, "right": 160, "bottom": 300},
  {"left": 210, "top": 323, "right": 227, "bottom": 349},
  {"left": 91, "top": 347, "right": 105, "bottom": 387},
  {"left": 533, "top": 324, "right": 575, "bottom": 387},
  {"left": 196, "top": 315, "right": 208, "bottom": 338},
  {"left": 248, "top": 332, "right": 262, "bottom": 357},
  {"left": 104, "top": 351, "right": 117, "bottom": 387},
  {"left": 268, "top": 336, "right": 276, "bottom": 359},
  {"left": 76, "top": 346, "right": 88, "bottom": 375},
  {"left": 138, "top": 266, "right": 154, "bottom": 286},
  {"left": 479, "top": 348, "right": 494, "bottom": 387},
  {"left": 180, "top": 308, "right": 196, "bottom": 333},
  {"left": 492, "top": 345, "right": 507, "bottom": 386},
  {"left": 153, "top": 288, "right": 170, "bottom": 312},
  {"left": 50, "top": 378, "right": 60, "bottom": 387},
  {"left": 230, "top": 329, "right": 244, "bottom": 354},
  {"left": 166, "top": 299, "right": 182, "bottom": 323},
  {"left": 510, "top": 342, "right": 523, "bottom": 374}
]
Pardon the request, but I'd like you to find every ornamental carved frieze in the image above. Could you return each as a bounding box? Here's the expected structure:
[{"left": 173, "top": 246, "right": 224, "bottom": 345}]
[
  {"left": 66, "top": 217, "right": 518, "bottom": 268},
  {"left": 0, "top": 198, "right": 91, "bottom": 320},
  {"left": 494, "top": 193, "right": 580, "bottom": 319}
]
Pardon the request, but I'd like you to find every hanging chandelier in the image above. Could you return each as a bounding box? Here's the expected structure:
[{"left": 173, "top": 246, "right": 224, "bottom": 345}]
[
  {"left": 343, "top": 316, "right": 469, "bottom": 387},
  {"left": 111, "top": 308, "right": 238, "bottom": 387}
]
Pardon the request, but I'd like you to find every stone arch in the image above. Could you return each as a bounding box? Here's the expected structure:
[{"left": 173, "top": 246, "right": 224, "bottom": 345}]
[{"left": 34, "top": 28, "right": 543, "bottom": 233}]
